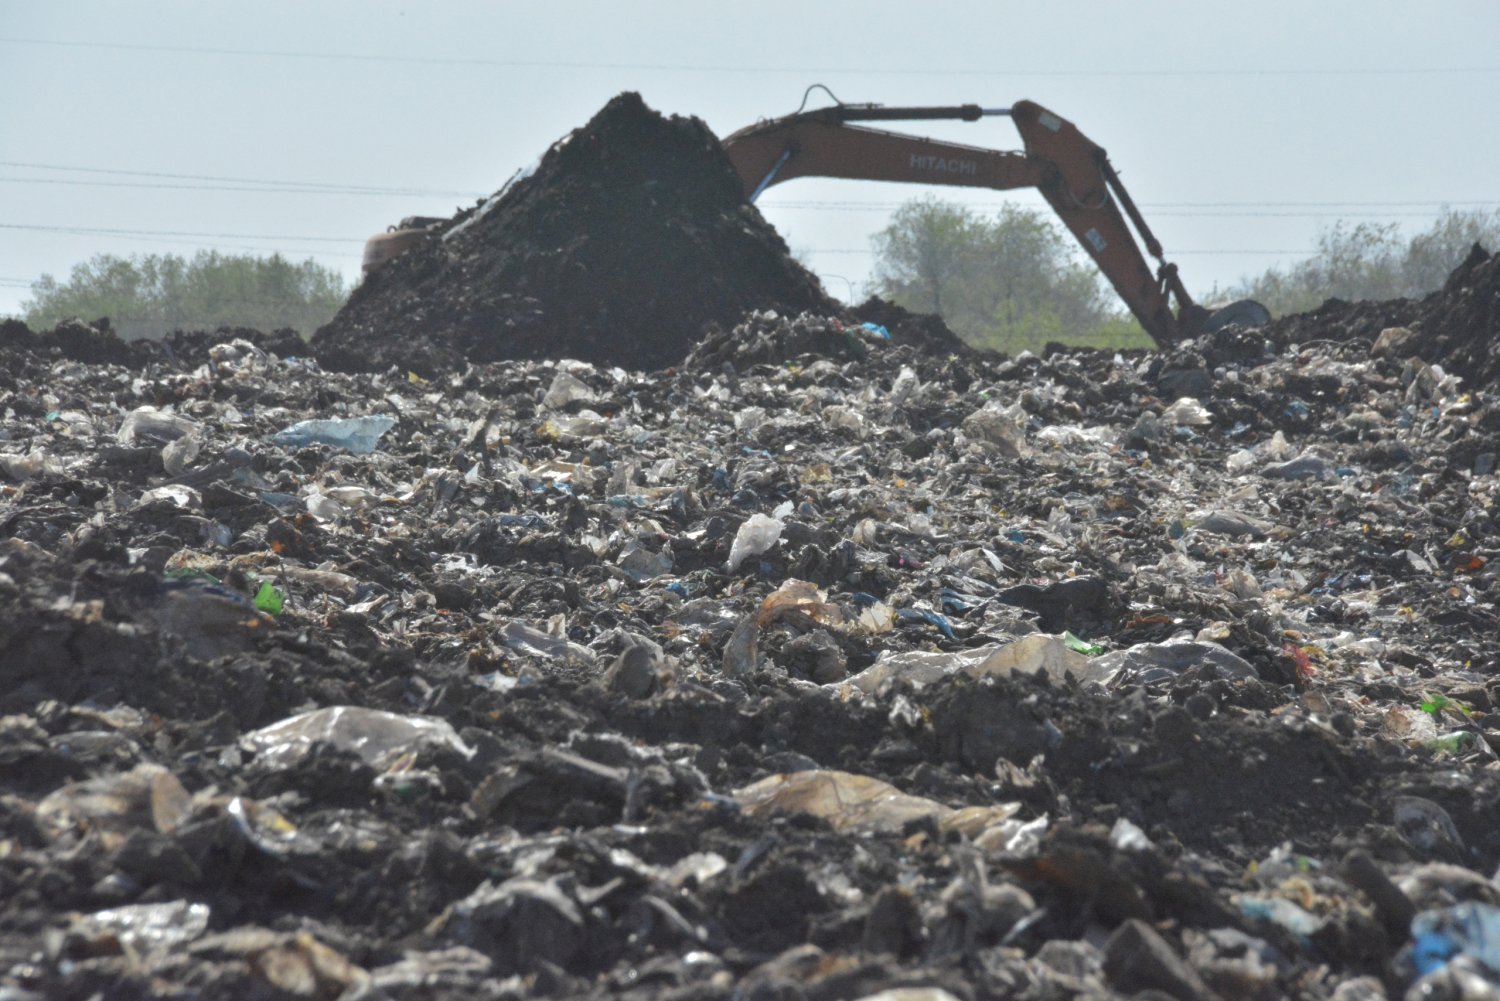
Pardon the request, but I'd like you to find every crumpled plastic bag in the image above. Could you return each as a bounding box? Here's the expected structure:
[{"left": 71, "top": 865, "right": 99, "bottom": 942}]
[
  {"left": 241, "top": 706, "right": 473, "bottom": 770},
  {"left": 727, "top": 504, "right": 792, "bottom": 571}
]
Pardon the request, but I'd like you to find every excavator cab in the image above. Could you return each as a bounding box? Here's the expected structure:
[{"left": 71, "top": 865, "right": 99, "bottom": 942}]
[
  {"left": 720, "top": 91, "right": 1269, "bottom": 347},
  {"left": 361, "top": 216, "right": 445, "bottom": 277}
]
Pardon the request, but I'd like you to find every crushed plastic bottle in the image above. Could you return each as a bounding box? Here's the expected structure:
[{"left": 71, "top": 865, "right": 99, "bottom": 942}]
[
  {"left": 269, "top": 415, "right": 397, "bottom": 454},
  {"left": 241, "top": 706, "right": 474, "bottom": 770}
]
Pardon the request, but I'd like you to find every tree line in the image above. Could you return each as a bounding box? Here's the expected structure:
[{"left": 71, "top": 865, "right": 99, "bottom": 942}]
[
  {"left": 16, "top": 206, "right": 1499, "bottom": 352},
  {"left": 868, "top": 201, "right": 1500, "bottom": 355},
  {"left": 21, "top": 251, "right": 348, "bottom": 340}
]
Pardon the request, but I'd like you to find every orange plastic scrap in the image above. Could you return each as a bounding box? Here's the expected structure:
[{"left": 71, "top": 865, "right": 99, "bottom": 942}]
[
  {"left": 756, "top": 579, "right": 847, "bottom": 630},
  {"left": 1282, "top": 641, "right": 1316, "bottom": 682}
]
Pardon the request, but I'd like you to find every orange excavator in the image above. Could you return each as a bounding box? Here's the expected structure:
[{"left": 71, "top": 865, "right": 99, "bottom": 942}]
[
  {"left": 362, "top": 92, "right": 1267, "bottom": 347},
  {"left": 719, "top": 91, "right": 1267, "bottom": 347}
]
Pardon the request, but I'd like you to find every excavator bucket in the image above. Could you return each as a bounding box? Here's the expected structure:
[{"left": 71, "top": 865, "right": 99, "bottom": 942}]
[{"left": 1199, "top": 299, "right": 1272, "bottom": 335}]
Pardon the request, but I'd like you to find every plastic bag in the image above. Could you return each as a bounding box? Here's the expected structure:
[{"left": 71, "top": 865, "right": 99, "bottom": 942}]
[
  {"left": 733, "top": 768, "right": 1022, "bottom": 838},
  {"left": 727, "top": 512, "right": 785, "bottom": 571},
  {"left": 241, "top": 706, "right": 473, "bottom": 769},
  {"left": 270, "top": 415, "right": 396, "bottom": 454},
  {"left": 71, "top": 900, "right": 211, "bottom": 955}
]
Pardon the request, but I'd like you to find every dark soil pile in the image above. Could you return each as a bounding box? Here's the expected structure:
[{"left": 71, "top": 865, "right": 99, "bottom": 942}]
[
  {"left": 1264, "top": 243, "right": 1500, "bottom": 386},
  {"left": 311, "top": 92, "right": 839, "bottom": 375}
]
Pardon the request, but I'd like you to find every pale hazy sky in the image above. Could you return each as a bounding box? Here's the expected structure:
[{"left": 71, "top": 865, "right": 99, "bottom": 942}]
[{"left": 2, "top": 1, "right": 1497, "bottom": 321}]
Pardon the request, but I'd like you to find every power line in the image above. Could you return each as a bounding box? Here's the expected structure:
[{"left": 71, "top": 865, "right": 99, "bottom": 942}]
[
  {"left": 0, "top": 160, "right": 479, "bottom": 198},
  {"left": 0, "top": 176, "right": 486, "bottom": 198},
  {"left": 5, "top": 222, "right": 1307, "bottom": 257},
  {"left": 1, "top": 229, "right": 364, "bottom": 261},
  {"left": 759, "top": 199, "right": 1500, "bottom": 212},
  {"left": 2, "top": 36, "right": 1497, "bottom": 78},
  {"left": 0, "top": 223, "right": 360, "bottom": 243},
  {"left": 8, "top": 171, "right": 1495, "bottom": 213},
  {"left": 807, "top": 248, "right": 1314, "bottom": 256}
]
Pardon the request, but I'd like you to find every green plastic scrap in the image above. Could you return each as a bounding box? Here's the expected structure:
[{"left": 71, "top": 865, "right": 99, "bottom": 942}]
[
  {"left": 253, "top": 580, "right": 284, "bottom": 616},
  {"left": 1425, "top": 732, "right": 1478, "bottom": 755},
  {"left": 1419, "top": 692, "right": 1473, "bottom": 718},
  {"left": 1063, "top": 631, "right": 1104, "bottom": 656}
]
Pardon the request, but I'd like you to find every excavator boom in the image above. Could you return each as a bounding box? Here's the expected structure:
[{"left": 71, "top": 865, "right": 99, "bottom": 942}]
[{"left": 720, "top": 98, "right": 1254, "bottom": 347}]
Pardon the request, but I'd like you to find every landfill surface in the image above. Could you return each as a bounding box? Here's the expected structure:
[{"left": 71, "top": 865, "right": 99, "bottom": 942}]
[{"left": 4, "top": 94, "right": 1500, "bottom": 1001}]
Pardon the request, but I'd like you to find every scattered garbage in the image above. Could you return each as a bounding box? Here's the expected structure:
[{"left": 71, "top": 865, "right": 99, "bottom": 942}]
[{"left": 3, "top": 97, "right": 1500, "bottom": 1001}]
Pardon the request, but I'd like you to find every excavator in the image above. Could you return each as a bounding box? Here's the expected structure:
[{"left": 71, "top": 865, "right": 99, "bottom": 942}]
[{"left": 363, "top": 92, "right": 1268, "bottom": 348}]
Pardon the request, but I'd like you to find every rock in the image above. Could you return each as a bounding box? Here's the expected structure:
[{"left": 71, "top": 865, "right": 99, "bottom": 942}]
[{"left": 1104, "top": 919, "right": 1222, "bottom": 1001}]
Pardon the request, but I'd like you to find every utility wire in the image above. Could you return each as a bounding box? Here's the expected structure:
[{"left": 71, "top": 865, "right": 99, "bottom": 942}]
[
  {"left": 2, "top": 223, "right": 1312, "bottom": 256},
  {"left": 0, "top": 177, "right": 485, "bottom": 197},
  {"left": 0, "top": 223, "right": 360, "bottom": 243},
  {"left": 0, "top": 160, "right": 478, "bottom": 197},
  {"left": 3, "top": 36, "right": 1498, "bottom": 78},
  {"left": 759, "top": 199, "right": 1500, "bottom": 212}
]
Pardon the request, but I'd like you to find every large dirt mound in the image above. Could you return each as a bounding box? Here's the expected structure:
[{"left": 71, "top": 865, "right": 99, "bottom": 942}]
[
  {"left": 312, "top": 92, "right": 838, "bottom": 375},
  {"left": 1264, "top": 243, "right": 1500, "bottom": 385}
]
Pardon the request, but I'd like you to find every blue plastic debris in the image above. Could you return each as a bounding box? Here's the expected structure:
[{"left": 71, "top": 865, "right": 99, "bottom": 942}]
[
  {"left": 939, "top": 587, "right": 985, "bottom": 615},
  {"left": 896, "top": 608, "right": 957, "bottom": 641},
  {"left": 859, "top": 322, "right": 891, "bottom": 341},
  {"left": 607, "top": 494, "right": 650, "bottom": 509},
  {"left": 270, "top": 415, "right": 396, "bottom": 454},
  {"left": 1410, "top": 902, "right": 1500, "bottom": 977}
]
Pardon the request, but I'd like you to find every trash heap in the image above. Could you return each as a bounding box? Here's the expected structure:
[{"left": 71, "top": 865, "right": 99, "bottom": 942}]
[
  {"left": 1262, "top": 242, "right": 1500, "bottom": 385},
  {"left": 2, "top": 268, "right": 1500, "bottom": 1000},
  {"left": 311, "top": 92, "right": 840, "bottom": 375}
]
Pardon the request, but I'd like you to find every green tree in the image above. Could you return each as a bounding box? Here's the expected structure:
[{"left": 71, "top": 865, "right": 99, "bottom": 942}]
[
  {"left": 1223, "top": 208, "right": 1500, "bottom": 316},
  {"left": 872, "top": 196, "right": 1149, "bottom": 354},
  {"left": 23, "top": 251, "right": 348, "bottom": 339}
]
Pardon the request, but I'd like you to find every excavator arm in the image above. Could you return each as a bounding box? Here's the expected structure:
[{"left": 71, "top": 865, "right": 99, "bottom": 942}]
[{"left": 721, "top": 99, "right": 1252, "bottom": 347}]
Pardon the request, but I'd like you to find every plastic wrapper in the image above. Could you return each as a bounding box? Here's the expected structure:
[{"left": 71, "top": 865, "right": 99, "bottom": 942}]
[
  {"left": 269, "top": 415, "right": 396, "bottom": 453},
  {"left": 240, "top": 706, "right": 474, "bottom": 770},
  {"left": 117, "top": 406, "right": 200, "bottom": 444},
  {"left": 1087, "top": 640, "right": 1259, "bottom": 688},
  {"left": 727, "top": 512, "right": 785, "bottom": 571},
  {"left": 70, "top": 901, "right": 211, "bottom": 955},
  {"left": 733, "top": 768, "right": 1026, "bottom": 842},
  {"left": 35, "top": 763, "right": 191, "bottom": 845}
]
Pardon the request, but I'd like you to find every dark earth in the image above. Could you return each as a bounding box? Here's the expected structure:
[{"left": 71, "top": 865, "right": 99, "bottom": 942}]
[{"left": 2, "top": 92, "right": 1500, "bottom": 1001}]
